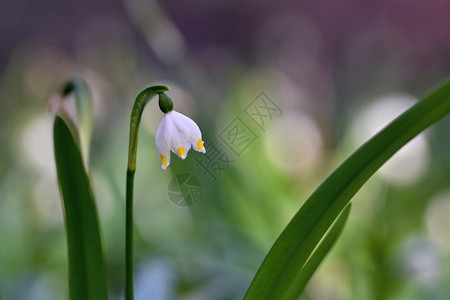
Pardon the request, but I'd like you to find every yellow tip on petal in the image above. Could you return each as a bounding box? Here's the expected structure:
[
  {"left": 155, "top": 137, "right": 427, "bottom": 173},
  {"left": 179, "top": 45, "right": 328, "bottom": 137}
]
[
  {"left": 160, "top": 155, "right": 168, "bottom": 169},
  {"left": 177, "top": 147, "right": 186, "bottom": 159},
  {"left": 197, "top": 138, "right": 205, "bottom": 152}
]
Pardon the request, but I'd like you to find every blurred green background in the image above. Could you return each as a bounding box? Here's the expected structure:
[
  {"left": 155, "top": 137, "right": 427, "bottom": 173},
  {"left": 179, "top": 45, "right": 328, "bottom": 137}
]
[{"left": 1, "top": 0, "right": 450, "bottom": 299}]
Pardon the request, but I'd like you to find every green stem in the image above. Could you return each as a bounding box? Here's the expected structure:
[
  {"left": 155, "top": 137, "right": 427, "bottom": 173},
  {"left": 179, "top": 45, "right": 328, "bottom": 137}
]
[{"left": 125, "top": 85, "right": 169, "bottom": 300}]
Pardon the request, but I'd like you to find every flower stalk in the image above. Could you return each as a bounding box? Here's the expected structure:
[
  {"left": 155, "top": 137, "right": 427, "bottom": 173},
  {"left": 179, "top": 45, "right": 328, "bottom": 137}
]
[
  {"left": 125, "top": 85, "right": 169, "bottom": 300},
  {"left": 125, "top": 84, "right": 206, "bottom": 299}
]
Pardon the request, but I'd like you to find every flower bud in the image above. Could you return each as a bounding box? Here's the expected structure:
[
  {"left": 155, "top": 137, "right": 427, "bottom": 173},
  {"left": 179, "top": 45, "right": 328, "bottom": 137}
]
[{"left": 158, "top": 93, "right": 174, "bottom": 113}]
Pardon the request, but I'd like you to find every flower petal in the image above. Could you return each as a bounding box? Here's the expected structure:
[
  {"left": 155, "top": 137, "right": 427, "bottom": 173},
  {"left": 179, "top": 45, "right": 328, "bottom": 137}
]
[
  {"left": 165, "top": 112, "right": 191, "bottom": 159},
  {"left": 155, "top": 115, "right": 171, "bottom": 169},
  {"left": 155, "top": 110, "right": 206, "bottom": 170},
  {"left": 170, "top": 111, "right": 206, "bottom": 153}
]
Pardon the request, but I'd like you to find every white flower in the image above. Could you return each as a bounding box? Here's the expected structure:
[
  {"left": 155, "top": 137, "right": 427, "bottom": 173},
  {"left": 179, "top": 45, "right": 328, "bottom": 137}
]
[{"left": 155, "top": 111, "right": 206, "bottom": 170}]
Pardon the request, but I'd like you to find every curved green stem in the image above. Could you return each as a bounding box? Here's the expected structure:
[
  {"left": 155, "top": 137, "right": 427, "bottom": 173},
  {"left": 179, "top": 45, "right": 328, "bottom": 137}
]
[{"left": 125, "top": 85, "right": 169, "bottom": 300}]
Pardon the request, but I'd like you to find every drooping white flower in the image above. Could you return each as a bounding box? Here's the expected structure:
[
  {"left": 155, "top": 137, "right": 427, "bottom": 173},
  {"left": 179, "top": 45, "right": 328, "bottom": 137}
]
[{"left": 155, "top": 111, "right": 206, "bottom": 170}]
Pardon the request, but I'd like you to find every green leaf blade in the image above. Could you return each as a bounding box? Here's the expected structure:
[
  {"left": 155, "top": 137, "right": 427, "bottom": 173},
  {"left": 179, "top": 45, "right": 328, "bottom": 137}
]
[
  {"left": 54, "top": 115, "right": 108, "bottom": 300},
  {"left": 287, "top": 204, "right": 351, "bottom": 299},
  {"left": 245, "top": 78, "right": 450, "bottom": 299}
]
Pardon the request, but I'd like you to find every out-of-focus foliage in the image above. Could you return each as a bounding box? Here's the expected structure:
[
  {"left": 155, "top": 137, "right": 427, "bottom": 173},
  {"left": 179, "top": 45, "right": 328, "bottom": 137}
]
[
  {"left": 0, "top": 0, "right": 449, "bottom": 299},
  {"left": 246, "top": 79, "right": 450, "bottom": 299},
  {"left": 54, "top": 114, "right": 108, "bottom": 300},
  {"left": 53, "top": 77, "right": 108, "bottom": 300}
]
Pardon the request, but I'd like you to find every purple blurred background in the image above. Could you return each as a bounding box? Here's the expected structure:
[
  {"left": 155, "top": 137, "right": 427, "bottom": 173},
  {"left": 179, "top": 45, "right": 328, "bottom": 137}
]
[{"left": 1, "top": 1, "right": 450, "bottom": 299}]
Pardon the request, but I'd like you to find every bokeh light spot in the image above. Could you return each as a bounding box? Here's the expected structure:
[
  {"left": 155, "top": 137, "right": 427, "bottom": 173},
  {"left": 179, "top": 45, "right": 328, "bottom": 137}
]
[
  {"left": 264, "top": 111, "right": 323, "bottom": 174},
  {"left": 350, "top": 94, "right": 430, "bottom": 185}
]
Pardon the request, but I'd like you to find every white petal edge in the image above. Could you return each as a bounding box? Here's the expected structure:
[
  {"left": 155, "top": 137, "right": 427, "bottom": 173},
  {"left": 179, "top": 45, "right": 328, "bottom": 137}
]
[
  {"left": 170, "top": 111, "right": 206, "bottom": 153},
  {"left": 155, "top": 115, "right": 171, "bottom": 169}
]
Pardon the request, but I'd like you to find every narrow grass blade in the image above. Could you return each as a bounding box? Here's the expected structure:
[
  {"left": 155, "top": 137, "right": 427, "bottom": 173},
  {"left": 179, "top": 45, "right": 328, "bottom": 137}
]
[
  {"left": 286, "top": 204, "right": 351, "bottom": 299},
  {"left": 245, "top": 78, "right": 450, "bottom": 299},
  {"left": 54, "top": 115, "right": 108, "bottom": 300}
]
